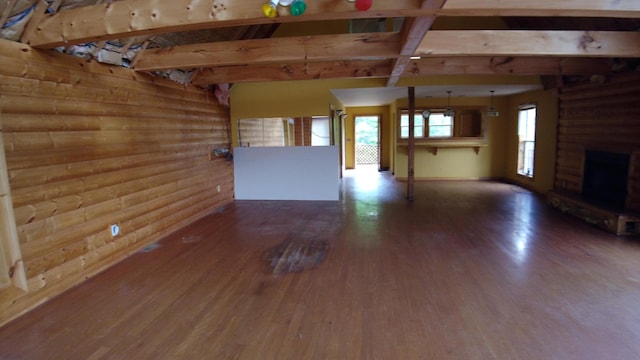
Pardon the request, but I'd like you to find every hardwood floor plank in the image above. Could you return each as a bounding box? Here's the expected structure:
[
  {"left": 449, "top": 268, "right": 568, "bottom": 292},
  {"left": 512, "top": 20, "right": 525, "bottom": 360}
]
[{"left": 1, "top": 169, "right": 640, "bottom": 359}]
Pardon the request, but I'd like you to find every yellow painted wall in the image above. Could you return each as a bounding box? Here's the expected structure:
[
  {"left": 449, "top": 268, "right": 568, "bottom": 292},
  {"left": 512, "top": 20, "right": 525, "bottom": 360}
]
[
  {"left": 230, "top": 78, "right": 385, "bottom": 146},
  {"left": 505, "top": 90, "right": 558, "bottom": 194},
  {"left": 344, "top": 106, "right": 392, "bottom": 170},
  {"left": 394, "top": 96, "right": 508, "bottom": 180}
]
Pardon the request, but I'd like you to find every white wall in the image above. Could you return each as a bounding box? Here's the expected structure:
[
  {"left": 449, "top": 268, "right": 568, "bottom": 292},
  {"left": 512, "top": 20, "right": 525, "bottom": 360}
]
[{"left": 234, "top": 146, "right": 339, "bottom": 201}]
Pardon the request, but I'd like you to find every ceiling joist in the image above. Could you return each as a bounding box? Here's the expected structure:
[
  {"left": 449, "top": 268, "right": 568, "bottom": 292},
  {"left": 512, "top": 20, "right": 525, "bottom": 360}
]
[
  {"left": 27, "top": 0, "right": 423, "bottom": 48},
  {"left": 27, "top": 0, "right": 640, "bottom": 49},
  {"left": 416, "top": 31, "right": 640, "bottom": 58},
  {"left": 133, "top": 32, "right": 401, "bottom": 72},
  {"left": 192, "top": 60, "right": 393, "bottom": 84},
  {"left": 192, "top": 57, "right": 614, "bottom": 84},
  {"left": 404, "top": 57, "right": 613, "bottom": 77},
  {"left": 135, "top": 30, "right": 639, "bottom": 74},
  {"left": 387, "top": 0, "right": 447, "bottom": 87}
]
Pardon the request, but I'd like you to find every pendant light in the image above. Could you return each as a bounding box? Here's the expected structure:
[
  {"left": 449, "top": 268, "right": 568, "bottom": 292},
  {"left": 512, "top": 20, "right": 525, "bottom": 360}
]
[
  {"left": 488, "top": 90, "right": 500, "bottom": 117},
  {"left": 444, "top": 90, "right": 455, "bottom": 117}
]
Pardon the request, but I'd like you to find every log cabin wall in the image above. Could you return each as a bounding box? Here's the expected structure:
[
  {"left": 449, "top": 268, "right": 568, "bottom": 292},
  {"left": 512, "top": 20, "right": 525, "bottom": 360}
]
[
  {"left": 555, "top": 71, "right": 640, "bottom": 212},
  {"left": 0, "top": 39, "right": 234, "bottom": 326}
]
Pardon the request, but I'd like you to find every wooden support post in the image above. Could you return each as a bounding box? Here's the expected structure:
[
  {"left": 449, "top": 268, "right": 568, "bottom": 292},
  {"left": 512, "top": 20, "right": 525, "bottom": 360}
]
[{"left": 407, "top": 87, "right": 415, "bottom": 201}]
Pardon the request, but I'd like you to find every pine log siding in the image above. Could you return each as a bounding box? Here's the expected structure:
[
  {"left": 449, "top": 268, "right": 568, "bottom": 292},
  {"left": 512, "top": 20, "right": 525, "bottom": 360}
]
[
  {"left": 0, "top": 39, "right": 233, "bottom": 326},
  {"left": 555, "top": 72, "right": 640, "bottom": 212}
]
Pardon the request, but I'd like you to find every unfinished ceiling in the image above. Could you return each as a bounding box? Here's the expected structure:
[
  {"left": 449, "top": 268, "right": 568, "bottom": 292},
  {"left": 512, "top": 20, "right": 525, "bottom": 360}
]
[{"left": 2, "top": 0, "right": 640, "bottom": 105}]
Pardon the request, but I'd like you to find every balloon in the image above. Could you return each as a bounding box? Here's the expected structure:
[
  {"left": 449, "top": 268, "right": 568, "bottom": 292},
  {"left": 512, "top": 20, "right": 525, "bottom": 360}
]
[{"left": 355, "top": 0, "right": 372, "bottom": 11}]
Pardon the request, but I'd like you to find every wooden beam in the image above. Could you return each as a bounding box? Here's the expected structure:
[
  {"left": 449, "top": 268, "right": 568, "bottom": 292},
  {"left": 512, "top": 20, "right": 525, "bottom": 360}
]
[
  {"left": 388, "top": 0, "right": 446, "bottom": 87},
  {"left": 27, "top": 0, "right": 425, "bottom": 48},
  {"left": 416, "top": 31, "right": 640, "bottom": 58},
  {"left": 442, "top": 0, "right": 640, "bottom": 18},
  {"left": 134, "top": 32, "right": 401, "bottom": 72},
  {"left": 27, "top": 0, "right": 640, "bottom": 49},
  {"left": 402, "top": 57, "right": 613, "bottom": 77},
  {"left": 407, "top": 87, "right": 415, "bottom": 202},
  {"left": 0, "top": 0, "right": 18, "bottom": 31},
  {"left": 191, "top": 60, "right": 393, "bottom": 85}
]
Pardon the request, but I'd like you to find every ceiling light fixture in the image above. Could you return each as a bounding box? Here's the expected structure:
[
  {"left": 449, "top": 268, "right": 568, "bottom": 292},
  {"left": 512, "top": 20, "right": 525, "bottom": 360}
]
[
  {"left": 422, "top": 109, "right": 431, "bottom": 119},
  {"left": 488, "top": 90, "right": 500, "bottom": 117},
  {"left": 444, "top": 91, "right": 455, "bottom": 117}
]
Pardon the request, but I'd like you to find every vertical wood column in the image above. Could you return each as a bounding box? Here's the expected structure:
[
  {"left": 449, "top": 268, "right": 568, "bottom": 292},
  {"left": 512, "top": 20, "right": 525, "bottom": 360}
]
[{"left": 407, "top": 87, "right": 415, "bottom": 201}]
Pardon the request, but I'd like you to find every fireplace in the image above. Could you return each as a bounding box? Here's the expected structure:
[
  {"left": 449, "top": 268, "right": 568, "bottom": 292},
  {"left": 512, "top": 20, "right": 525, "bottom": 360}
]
[{"left": 582, "top": 150, "right": 630, "bottom": 210}]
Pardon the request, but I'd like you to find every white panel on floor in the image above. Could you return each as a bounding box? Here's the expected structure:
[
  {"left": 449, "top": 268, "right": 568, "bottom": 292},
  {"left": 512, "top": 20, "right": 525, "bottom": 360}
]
[{"left": 234, "top": 146, "right": 339, "bottom": 201}]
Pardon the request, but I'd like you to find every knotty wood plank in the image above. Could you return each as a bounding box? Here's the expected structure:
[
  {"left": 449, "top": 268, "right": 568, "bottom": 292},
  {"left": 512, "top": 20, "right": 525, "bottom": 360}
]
[
  {"left": 192, "top": 60, "right": 392, "bottom": 85},
  {"left": 404, "top": 57, "right": 612, "bottom": 76},
  {"left": 388, "top": 0, "right": 446, "bottom": 87},
  {"left": 134, "top": 32, "right": 402, "bottom": 72},
  {"left": 27, "top": 0, "right": 423, "bottom": 48},
  {"left": 416, "top": 30, "right": 640, "bottom": 58},
  {"left": 3, "top": 181, "right": 640, "bottom": 357}
]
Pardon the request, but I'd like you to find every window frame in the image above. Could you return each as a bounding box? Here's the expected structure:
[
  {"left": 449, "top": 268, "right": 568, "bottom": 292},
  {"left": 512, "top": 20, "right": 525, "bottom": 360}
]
[
  {"left": 427, "top": 112, "right": 454, "bottom": 138},
  {"left": 399, "top": 112, "right": 426, "bottom": 139},
  {"left": 517, "top": 104, "right": 537, "bottom": 178}
]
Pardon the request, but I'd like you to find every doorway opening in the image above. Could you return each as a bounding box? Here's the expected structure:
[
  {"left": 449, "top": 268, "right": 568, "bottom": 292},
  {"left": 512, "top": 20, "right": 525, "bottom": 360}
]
[{"left": 355, "top": 115, "right": 380, "bottom": 170}]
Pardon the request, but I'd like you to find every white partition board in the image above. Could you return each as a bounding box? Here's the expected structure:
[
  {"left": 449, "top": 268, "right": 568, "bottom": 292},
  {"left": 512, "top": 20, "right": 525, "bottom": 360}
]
[{"left": 234, "top": 146, "right": 339, "bottom": 201}]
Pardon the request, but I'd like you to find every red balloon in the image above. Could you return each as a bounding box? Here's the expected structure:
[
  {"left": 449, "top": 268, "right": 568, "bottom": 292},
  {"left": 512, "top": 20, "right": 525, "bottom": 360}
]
[{"left": 355, "top": 0, "right": 372, "bottom": 11}]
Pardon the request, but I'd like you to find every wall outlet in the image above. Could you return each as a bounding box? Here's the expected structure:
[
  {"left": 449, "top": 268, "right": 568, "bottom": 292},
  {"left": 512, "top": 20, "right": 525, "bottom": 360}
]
[
  {"left": 216, "top": 185, "right": 221, "bottom": 193},
  {"left": 110, "top": 224, "right": 120, "bottom": 237}
]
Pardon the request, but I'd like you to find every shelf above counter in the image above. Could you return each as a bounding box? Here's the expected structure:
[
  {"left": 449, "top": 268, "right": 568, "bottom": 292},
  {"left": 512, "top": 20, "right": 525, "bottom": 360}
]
[{"left": 397, "top": 138, "right": 488, "bottom": 155}]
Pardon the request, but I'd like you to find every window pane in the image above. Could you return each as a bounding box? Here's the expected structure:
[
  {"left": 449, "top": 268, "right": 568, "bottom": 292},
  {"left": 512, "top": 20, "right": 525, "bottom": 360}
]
[
  {"left": 429, "top": 125, "right": 452, "bottom": 137},
  {"left": 401, "top": 127, "right": 409, "bottom": 138},
  {"left": 517, "top": 106, "right": 536, "bottom": 177},
  {"left": 429, "top": 114, "right": 452, "bottom": 126}
]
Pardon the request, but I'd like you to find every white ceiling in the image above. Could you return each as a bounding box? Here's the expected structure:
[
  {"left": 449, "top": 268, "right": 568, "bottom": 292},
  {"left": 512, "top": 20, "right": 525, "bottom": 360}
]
[{"left": 331, "top": 84, "right": 543, "bottom": 107}]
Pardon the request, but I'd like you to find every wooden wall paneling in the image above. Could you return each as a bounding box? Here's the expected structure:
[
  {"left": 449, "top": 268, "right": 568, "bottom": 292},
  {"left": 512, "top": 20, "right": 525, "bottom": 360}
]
[
  {"left": 0, "top": 40, "right": 234, "bottom": 326},
  {"left": 0, "top": 113, "right": 28, "bottom": 292},
  {"left": 555, "top": 71, "right": 640, "bottom": 212}
]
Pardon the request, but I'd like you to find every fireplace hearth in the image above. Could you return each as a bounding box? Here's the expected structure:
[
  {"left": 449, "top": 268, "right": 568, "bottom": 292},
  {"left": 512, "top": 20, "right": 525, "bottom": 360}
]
[{"left": 581, "top": 150, "right": 630, "bottom": 210}]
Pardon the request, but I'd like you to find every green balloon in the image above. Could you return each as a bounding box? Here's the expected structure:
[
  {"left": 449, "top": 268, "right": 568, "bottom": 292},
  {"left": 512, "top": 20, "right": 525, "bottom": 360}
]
[{"left": 290, "top": 0, "right": 306, "bottom": 16}]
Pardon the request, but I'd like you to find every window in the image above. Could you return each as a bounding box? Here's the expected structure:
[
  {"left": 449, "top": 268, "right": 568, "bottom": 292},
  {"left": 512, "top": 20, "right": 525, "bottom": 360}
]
[
  {"left": 428, "top": 113, "right": 453, "bottom": 138},
  {"left": 517, "top": 105, "right": 536, "bottom": 177},
  {"left": 399, "top": 108, "right": 483, "bottom": 140},
  {"left": 400, "top": 113, "right": 424, "bottom": 138}
]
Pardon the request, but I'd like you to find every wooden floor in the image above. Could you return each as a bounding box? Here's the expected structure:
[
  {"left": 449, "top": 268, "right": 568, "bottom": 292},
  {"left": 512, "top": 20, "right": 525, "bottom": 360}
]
[{"left": 1, "top": 166, "right": 640, "bottom": 359}]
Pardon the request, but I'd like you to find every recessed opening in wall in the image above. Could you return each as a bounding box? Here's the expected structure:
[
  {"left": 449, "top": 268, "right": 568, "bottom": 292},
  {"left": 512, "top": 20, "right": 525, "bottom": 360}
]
[
  {"left": 582, "top": 150, "right": 630, "bottom": 210},
  {"left": 237, "top": 117, "right": 330, "bottom": 147},
  {"left": 398, "top": 108, "right": 484, "bottom": 140}
]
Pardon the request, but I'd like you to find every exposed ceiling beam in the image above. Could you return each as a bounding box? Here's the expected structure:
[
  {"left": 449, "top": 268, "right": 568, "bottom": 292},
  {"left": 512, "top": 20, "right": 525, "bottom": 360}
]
[
  {"left": 192, "top": 60, "right": 393, "bottom": 85},
  {"left": 27, "top": 0, "right": 424, "bottom": 48},
  {"left": 137, "top": 30, "right": 639, "bottom": 73},
  {"left": 387, "top": 0, "right": 447, "bottom": 87},
  {"left": 416, "top": 31, "right": 640, "bottom": 58},
  {"left": 442, "top": 0, "right": 640, "bottom": 18},
  {"left": 27, "top": 0, "right": 640, "bottom": 48},
  {"left": 133, "top": 32, "right": 401, "bottom": 72},
  {"left": 191, "top": 57, "right": 613, "bottom": 85},
  {"left": 403, "top": 57, "right": 613, "bottom": 77}
]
